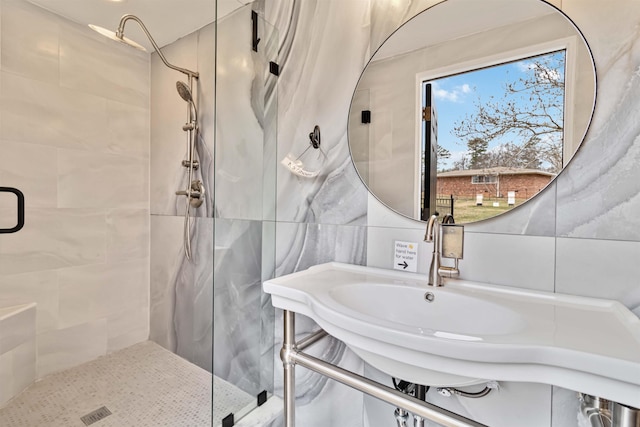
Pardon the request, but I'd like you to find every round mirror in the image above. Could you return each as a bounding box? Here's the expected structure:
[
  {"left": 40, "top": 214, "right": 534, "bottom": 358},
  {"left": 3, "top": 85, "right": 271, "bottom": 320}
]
[{"left": 348, "top": 0, "right": 596, "bottom": 223}]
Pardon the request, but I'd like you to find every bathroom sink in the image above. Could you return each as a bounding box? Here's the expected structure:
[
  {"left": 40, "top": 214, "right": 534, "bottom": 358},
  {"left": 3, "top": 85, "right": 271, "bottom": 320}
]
[
  {"left": 329, "top": 283, "right": 526, "bottom": 337},
  {"left": 264, "top": 262, "right": 640, "bottom": 408}
]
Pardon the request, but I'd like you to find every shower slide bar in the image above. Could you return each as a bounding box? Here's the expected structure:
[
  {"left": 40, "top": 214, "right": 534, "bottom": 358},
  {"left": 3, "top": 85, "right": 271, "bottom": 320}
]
[{"left": 281, "top": 310, "right": 487, "bottom": 427}]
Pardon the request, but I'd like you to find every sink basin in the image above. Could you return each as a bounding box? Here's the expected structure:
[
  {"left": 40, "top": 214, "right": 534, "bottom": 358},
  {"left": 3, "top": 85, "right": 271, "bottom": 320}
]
[
  {"left": 329, "top": 283, "right": 526, "bottom": 337},
  {"left": 264, "top": 262, "right": 640, "bottom": 407}
]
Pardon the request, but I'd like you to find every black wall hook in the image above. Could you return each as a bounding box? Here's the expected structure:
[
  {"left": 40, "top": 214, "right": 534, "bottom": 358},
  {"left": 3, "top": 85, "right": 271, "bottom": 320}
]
[
  {"left": 309, "top": 125, "right": 321, "bottom": 149},
  {"left": 251, "top": 11, "right": 260, "bottom": 52}
]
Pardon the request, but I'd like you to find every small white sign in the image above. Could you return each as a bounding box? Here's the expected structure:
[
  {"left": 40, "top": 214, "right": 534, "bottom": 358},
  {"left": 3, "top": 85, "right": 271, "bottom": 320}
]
[{"left": 394, "top": 241, "right": 418, "bottom": 273}]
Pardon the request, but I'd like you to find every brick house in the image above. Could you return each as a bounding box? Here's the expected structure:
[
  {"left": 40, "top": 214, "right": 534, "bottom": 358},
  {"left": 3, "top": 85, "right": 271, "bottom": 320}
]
[{"left": 437, "top": 167, "right": 556, "bottom": 200}]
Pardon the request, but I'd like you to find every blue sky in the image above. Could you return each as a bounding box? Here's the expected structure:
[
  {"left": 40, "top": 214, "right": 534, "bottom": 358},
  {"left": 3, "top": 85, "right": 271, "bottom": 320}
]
[{"left": 427, "top": 51, "right": 565, "bottom": 170}]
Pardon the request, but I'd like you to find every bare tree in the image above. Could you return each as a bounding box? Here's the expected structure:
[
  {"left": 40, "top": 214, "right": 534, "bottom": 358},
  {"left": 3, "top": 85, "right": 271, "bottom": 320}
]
[{"left": 452, "top": 53, "right": 565, "bottom": 172}]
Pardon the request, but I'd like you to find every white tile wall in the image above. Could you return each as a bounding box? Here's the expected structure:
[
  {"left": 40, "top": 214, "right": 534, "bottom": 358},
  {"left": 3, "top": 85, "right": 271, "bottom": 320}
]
[
  {"left": 458, "top": 232, "right": 556, "bottom": 292},
  {"left": 7, "top": 339, "right": 36, "bottom": 402},
  {"left": 0, "top": 271, "right": 58, "bottom": 333},
  {"left": 57, "top": 150, "right": 148, "bottom": 209},
  {"left": 105, "top": 100, "right": 150, "bottom": 158},
  {"left": 0, "top": 303, "right": 35, "bottom": 354},
  {"left": 0, "top": 0, "right": 150, "bottom": 384},
  {"left": 0, "top": 141, "right": 57, "bottom": 209},
  {"left": 0, "top": 71, "right": 109, "bottom": 151},
  {"left": 556, "top": 237, "right": 640, "bottom": 313},
  {"left": 57, "top": 261, "right": 148, "bottom": 330},
  {"left": 0, "top": 350, "right": 14, "bottom": 405},
  {"left": 0, "top": 208, "right": 106, "bottom": 275},
  {"left": 1, "top": 0, "right": 59, "bottom": 84},
  {"left": 59, "top": 25, "right": 149, "bottom": 108},
  {"left": 105, "top": 209, "right": 150, "bottom": 263},
  {"left": 37, "top": 318, "right": 108, "bottom": 378},
  {"left": 0, "top": 303, "right": 36, "bottom": 407}
]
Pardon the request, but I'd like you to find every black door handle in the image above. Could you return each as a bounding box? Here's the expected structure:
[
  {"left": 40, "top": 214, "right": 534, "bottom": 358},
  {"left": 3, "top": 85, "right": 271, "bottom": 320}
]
[{"left": 0, "top": 187, "right": 25, "bottom": 234}]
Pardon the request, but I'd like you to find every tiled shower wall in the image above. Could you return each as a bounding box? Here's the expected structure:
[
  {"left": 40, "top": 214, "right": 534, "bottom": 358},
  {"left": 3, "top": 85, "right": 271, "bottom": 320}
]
[
  {"left": 149, "top": 3, "right": 278, "bottom": 404},
  {"left": 265, "top": 0, "right": 640, "bottom": 426},
  {"left": 149, "top": 20, "right": 216, "bottom": 370},
  {"left": 0, "top": 0, "right": 149, "bottom": 382}
]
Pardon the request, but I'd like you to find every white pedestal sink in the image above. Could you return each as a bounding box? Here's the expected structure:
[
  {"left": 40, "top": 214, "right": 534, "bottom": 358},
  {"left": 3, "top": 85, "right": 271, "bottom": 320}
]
[{"left": 264, "top": 262, "right": 640, "bottom": 408}]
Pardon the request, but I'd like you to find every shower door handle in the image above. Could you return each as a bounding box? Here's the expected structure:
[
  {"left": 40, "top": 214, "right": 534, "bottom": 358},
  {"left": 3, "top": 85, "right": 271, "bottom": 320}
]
[{"left": 0, "top": 187, "right": 25, "bottom": 234}]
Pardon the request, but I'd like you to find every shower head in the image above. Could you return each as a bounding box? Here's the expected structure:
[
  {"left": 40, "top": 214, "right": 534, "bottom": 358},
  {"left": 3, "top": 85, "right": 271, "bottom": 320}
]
[
  {"left": 176, "top": 81, "right": 193, "bottom": 103},
  {"left": 177, "top": 81, "right": 198, "bottom": 120},
  {"left": 89, "top": 14, "right": 199, "bottom": 79},
  {"left": 89, "top": 24, "right": 147, "bottom": 51}
]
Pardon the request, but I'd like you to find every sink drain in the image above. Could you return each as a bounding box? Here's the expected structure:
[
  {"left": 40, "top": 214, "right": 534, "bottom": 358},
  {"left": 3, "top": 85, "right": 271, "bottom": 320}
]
[{"left": 424, "top": 292, "right": 435, "bottom": 302}]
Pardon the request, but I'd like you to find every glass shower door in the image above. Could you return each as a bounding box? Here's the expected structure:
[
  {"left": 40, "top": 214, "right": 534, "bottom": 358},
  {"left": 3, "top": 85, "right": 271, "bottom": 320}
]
[{"left": 213, "top": 3, "right": 279, "bottom": 425}]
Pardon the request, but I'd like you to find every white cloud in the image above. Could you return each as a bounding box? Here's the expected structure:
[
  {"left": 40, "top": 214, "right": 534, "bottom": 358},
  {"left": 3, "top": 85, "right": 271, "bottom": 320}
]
[{"left": 432, "top": 82, "right": 473, "bottom": 103}]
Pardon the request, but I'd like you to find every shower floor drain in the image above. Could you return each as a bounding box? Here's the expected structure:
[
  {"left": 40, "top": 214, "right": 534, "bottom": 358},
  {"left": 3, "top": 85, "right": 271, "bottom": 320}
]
[{"left": 80, "top": 406, "right": 112, "bottom": 425}]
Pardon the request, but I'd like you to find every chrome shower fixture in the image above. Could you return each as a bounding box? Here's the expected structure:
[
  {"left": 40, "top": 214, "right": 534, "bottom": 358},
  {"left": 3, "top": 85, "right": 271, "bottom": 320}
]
[
  {"left": 176, "top": 81, "right": 198, "bottom": 118},
  {"left": 176, "top": 81, "right": 193, "bottom": 103},
  {"left": 90, "top": 14, "right": 201, "bottom": 261},
  {"left": 91, "top": 14, "right": 198, "bottom": 79},
  {"left": 88, "top": 24, "right": 146, "bottom": 51}
]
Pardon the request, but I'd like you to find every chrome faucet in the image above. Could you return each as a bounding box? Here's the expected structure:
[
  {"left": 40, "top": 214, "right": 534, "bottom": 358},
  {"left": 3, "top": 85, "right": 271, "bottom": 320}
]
[
  {"left": 424, "top": 214, "right": 443, "bottom": 287},
  {"left": 424, "top": 214, "right": 461, "bottom": 287}
]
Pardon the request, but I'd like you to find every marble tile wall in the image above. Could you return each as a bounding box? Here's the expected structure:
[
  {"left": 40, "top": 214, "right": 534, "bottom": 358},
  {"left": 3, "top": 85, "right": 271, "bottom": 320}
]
[
  {"left": 264, "top": 0, "right": 640, "bottom": 426},
  {"left": 148, "top": 16, "right": 216, "bottom": 374},
  {"left": 0, "top": 0, "right": 150, "bottom": 381}
]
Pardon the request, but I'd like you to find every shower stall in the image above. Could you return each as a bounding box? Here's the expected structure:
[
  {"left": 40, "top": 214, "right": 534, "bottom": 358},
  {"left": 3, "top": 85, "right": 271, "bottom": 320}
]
[{"left": 0, "top": 0, "right": 279, "bottom": 426}]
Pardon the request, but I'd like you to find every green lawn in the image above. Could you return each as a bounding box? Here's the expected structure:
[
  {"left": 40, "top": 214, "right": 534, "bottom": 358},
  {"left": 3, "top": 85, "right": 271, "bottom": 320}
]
[{"left": 441, "top": 197, "right": 526, "bottom": 223}]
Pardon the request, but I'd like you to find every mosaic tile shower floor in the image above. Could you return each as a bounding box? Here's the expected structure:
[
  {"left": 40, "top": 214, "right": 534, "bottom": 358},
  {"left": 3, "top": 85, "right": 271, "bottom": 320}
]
[{"left": 0, "top": 341, "right": 256, "bottom": 426}]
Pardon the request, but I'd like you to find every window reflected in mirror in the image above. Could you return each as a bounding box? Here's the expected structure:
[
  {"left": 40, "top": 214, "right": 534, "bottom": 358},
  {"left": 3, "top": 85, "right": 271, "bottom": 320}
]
[
  {"left": 420, "top": 50, "right": 566, "bottom": 222},
  {"left": 348, "top": 0, "right": 596, "bottom": 225}
]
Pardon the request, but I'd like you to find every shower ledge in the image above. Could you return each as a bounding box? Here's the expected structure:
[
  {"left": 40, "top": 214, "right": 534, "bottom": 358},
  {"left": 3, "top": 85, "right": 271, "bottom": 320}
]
[
  {"left": 264, "top": 262, "right": 640, "bottom": 408},
  {"left": 0, "top": 302, "right": 37, "bottom": 407}
]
